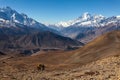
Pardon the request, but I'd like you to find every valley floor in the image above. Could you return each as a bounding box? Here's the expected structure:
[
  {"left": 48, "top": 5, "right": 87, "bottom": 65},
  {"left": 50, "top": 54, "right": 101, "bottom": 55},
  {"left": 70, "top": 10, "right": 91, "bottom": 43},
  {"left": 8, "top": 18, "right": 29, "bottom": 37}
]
[{"left": 0, "top": 55, "right": 120, "bottom": 80}]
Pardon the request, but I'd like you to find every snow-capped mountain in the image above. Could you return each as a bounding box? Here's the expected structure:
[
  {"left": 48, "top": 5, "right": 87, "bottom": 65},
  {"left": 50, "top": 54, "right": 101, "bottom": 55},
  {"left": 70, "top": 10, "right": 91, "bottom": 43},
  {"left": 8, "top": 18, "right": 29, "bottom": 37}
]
[
  {"left": 67, "top": 12, "right": 106, "bottom": 27},
  {"left": 47, "top": 12, "right": 106, "bottom": 28},
  {"left": 0, "top": 7, "right": 47, "bottom": 29},
  {"left": 47, "top": 12, "right": 120, "bottom": 30},
  {"left": 51, "top": 12, "right": 120, "bottom": 43},
  {"left": 0, "top": 7, "right": 119, "bottom": 44},
  {"left": 0, "top": 7, "right": 83, "bottom": 53}
]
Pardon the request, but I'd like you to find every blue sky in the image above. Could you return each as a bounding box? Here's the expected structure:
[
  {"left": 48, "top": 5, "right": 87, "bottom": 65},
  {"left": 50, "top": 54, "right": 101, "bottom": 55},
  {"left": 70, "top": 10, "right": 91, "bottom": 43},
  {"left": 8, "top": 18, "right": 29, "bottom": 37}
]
[{"left": 0, "top": 0, "right": 120, "bottom": 24}]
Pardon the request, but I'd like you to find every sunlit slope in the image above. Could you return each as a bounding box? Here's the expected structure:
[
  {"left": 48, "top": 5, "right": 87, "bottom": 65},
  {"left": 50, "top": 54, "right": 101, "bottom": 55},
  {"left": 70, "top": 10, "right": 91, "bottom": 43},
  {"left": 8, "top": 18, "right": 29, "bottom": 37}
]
[{"left": 67, "top": 30, "right": 120, "bottom": 64}]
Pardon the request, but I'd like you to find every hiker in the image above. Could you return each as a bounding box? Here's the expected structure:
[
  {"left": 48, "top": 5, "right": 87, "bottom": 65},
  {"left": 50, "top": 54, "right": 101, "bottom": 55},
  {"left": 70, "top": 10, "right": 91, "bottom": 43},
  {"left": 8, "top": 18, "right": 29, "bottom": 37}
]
[{"left": 37, "top": 64, "right": 45, "bottom": 71}]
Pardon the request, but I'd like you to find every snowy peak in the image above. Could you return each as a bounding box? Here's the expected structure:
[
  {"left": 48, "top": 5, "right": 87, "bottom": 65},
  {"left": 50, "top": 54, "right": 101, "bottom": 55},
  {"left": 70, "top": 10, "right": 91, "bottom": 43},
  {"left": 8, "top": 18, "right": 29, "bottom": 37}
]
[
  {"left": 48, "top": 13, "right": 120, "bottom": 29},
  {"left": 46, "top": 13, "right": 120, "bottom": 30},
  {"left": 75, "top": 12, "right": 92, "bottom": 22},
  {"left": 51, "top": 13, "right": 106, "bottom": 28},
  {"left": 56, "top": 21, "right": 72, "bottom": 27},
  {"left": 81, "top": 12, "right": 91, "bottom": 20},
  {"left": 116, "top": 15, "right": 120, "bottom": 19},
  {"left": 0, "top": 6, "right": 45, "bottom": 28},
  {"left": 71, "top": 13, "right": 106, "bottom": 27},
  {"left": 94, "top": 14, "right": 104, "bottom": 19}
]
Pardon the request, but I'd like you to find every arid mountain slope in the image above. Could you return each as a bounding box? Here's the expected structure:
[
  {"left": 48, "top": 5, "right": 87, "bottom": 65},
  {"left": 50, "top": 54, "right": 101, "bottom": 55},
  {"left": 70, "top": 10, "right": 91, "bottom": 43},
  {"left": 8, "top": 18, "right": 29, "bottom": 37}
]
[
  {"left": 67, "top": 30, "right": 120, "bottom": 64},
  {"left": 15, "top": 31, "right": 83, "bottom": 49},
  {"left": 0, "top": 27, "right": 83, "bottom": 54},
  {"left": 0, "top": 50, "right": 120, "bottom": 80}
]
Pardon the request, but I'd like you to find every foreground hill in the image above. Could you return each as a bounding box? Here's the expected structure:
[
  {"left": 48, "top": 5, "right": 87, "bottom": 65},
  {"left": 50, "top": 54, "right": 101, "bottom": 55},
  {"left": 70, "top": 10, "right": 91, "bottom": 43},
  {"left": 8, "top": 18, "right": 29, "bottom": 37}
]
[
  {"left": 0, "top": 51, "right": 120, "bottom": 80},
  {"left": 9, "top": 55, "right": 119, "bottom": 80},
  {"left": 67, "top": 30, "right": 120, "bottom": 64}
]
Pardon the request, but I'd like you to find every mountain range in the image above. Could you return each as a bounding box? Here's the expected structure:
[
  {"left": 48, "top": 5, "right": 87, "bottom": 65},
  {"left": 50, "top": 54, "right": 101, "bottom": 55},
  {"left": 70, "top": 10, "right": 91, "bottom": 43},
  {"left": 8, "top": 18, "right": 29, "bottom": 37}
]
[
  {"left": 0, "top": 7, "right": 83, "bottom": 54},
  {"left": 47, "top": 12, "right": 120, "bottom": 28},
  {"left": 46, "top": 12, "right": 120, "bottom": 43},
  {"left": 0, "top": 6, "right": 120, "bottom": 54},
  {"left": 0, "top": 7, "right": 46, "bottom": 29}
]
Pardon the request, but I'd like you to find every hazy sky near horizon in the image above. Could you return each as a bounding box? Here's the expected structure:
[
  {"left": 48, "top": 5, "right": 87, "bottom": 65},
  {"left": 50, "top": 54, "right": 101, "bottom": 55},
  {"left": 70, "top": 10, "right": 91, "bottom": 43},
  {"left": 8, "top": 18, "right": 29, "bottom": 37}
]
[{"left": 0, "top": 0, "right": 120, "bottom": 24}]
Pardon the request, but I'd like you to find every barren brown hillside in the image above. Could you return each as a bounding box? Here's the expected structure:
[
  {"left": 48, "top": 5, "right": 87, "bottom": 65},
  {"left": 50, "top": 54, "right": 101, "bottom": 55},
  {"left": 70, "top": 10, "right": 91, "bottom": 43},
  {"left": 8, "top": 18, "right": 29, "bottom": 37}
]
[{"left": 67, "top": 30, "right": 120, "bottom": 64}]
